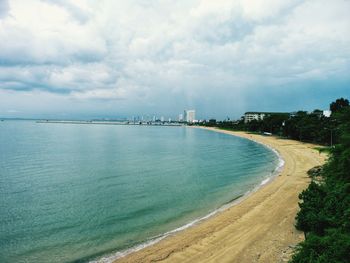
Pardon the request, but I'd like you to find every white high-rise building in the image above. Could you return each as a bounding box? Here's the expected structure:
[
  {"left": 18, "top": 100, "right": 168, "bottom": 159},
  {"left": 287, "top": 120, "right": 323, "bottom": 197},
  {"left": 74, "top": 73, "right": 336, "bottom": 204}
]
[
  {"left": 178, "top": 113, "right": 183, "bottom": 122},
  {"left": 184, "top": 110, "right": 196, "bottom": 123}
]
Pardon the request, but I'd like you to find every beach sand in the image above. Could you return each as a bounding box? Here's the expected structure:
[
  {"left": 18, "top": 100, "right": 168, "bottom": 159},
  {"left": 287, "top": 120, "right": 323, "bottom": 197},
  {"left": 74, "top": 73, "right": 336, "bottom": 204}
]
[{"left": 114, "top": 128, "right": 327, "bottom": 263}]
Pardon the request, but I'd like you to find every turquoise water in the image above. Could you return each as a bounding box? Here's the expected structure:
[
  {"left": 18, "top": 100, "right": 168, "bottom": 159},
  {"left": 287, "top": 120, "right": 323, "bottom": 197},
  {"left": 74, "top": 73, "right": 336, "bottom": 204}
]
[{"left": 0, "top": 121, "right": 279, "bottom": 263}]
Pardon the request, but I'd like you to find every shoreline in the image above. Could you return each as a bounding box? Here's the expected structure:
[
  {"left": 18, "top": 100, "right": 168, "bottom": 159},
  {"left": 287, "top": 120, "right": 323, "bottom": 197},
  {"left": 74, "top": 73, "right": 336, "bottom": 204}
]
[
  {"left": 36, "top": 120, "right": 183, "bottom": 127},
  {"left": 92, "top": 127, "right": 283, "bottom": 263},
  {"left": 93, "top": 129, "right": 283, "bottom": 262},
  {"left": 108, "top": 128, "right": 326, "bottom": 263}
]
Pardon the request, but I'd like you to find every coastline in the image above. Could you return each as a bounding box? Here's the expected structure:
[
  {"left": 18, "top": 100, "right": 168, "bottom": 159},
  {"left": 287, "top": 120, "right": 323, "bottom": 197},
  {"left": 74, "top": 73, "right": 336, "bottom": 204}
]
[{"left": 108, "top": 127, "right": 326, "bottom": 263}]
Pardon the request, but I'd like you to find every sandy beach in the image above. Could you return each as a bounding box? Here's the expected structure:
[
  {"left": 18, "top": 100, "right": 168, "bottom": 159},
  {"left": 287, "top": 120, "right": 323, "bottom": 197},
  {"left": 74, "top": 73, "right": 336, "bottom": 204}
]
[{"left": 115, "top": 128, "right": 326, "bottom": 263}]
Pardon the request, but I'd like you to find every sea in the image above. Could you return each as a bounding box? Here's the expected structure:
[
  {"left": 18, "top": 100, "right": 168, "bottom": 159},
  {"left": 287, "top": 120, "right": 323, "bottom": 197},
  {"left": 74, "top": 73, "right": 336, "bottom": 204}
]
[{"left": 0, "top": 120, "right": 280, "bottom": 263}]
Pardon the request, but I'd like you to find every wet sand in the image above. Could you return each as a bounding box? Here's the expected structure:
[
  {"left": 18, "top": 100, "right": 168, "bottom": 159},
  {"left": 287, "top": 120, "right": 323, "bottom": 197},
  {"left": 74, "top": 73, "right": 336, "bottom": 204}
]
[{"left": 115, "top": 128, "right": 326, "bottom": 263}]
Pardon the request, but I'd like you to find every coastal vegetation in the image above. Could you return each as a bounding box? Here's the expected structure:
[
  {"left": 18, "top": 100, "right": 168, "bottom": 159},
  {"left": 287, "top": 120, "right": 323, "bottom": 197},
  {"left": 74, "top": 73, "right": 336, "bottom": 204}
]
[
  {"left": 202, "top": 98, "right": 350, "bottom": 262},
  {"left": 205, "top": 98, "right": 349, "bottom": 147},
  {"left": 291, "top": 102, "right": 350, "bottom": 263}
]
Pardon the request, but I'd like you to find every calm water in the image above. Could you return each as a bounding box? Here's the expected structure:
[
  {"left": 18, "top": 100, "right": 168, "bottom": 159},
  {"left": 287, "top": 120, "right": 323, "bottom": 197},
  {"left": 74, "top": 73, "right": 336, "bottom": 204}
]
[{"left": 0, "top": 121, "right": 279, "bottom": 263}]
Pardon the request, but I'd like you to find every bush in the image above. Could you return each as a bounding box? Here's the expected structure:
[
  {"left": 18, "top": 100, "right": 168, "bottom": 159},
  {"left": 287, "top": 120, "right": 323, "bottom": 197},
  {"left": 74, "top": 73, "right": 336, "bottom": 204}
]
[
  {"left": 292, "top": 104, "right": 350, "bottom": 262},
  {"left": 290, "top": 230, "right": 350, "bottom": 263}
]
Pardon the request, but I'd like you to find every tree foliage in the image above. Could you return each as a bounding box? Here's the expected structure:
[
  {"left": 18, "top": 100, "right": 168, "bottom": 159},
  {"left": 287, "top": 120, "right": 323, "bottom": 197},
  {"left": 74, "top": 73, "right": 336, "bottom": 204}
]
[
  {"left": 330, "top": 98, "right": 349, "bottom": 113},
  {"left": 291, "top": 102, "right": 350, "bottom": 263},
  {"left": 201, "top": 100, "right": 348, "bottom": 146},
  {"left": 291, "top": 230, "right": 350, "bottom": 263}
]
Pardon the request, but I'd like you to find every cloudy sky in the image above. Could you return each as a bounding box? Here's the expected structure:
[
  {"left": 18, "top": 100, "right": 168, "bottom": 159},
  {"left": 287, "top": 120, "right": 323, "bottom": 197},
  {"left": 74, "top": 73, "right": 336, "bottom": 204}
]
[{"left": 0, "top": 0, "right": 349, "bottom": 119}]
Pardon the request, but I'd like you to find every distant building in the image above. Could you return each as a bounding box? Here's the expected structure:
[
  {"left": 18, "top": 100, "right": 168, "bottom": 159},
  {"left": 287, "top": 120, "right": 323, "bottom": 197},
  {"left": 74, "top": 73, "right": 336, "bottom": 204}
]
[
  {"left": 178, "top": 114, "right": 183, "bottom": 122},
  {"left": 289, "top": 112, "right": 297, "bottom": 118},
  {"left": 160, "top": 116, "right": 164, "bottom": 122},
  {"left": 244, "top": 112, "right": 289, "bottom": 123},
  {"left": 184, "top": 110, "right": 196, "bottom": 123},
  {"left": 312, "top": 110, "right": 324, "bottom": 118},
  {"left": 311, "top": 110, "right": 332, "bottom": 118},
  {"left": 244, "top": 112, "right": 266, "bottom": 123},
  {"left": 323, "top": 110, "right": 331, "bottom": 117}
]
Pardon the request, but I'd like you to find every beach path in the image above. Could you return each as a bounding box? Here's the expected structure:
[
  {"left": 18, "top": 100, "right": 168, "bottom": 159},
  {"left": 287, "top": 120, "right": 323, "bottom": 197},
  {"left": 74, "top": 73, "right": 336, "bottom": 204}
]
[{"left": 115, "top": 128, "right": 326, "bottom": 263}]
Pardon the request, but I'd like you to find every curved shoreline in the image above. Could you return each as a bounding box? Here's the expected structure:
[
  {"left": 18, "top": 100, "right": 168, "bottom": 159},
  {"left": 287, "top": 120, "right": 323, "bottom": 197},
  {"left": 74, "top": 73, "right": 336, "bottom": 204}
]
[
  {"left": 110, "top": 128, "right": 326, "bottom": 263},
  {"left": 93, "top": 132, "right": 283, "bottom": 262},
  {"left": 92, "top": 127, "right": 283, "bottom": 263}
]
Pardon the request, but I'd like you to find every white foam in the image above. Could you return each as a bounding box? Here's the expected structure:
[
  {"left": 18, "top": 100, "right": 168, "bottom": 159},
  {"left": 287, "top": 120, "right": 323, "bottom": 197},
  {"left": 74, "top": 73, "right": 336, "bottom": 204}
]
[
  {"left": 90, "top": 210, "right": 221, "bottom": 263},
  {"left": 260, "top": 178, "right": 270, "bottom": 186}
]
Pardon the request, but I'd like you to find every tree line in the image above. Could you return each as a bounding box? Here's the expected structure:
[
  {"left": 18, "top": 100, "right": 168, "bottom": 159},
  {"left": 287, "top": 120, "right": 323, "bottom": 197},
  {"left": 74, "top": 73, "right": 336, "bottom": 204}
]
[
  {"left": 203, "top": 98, "right": 349, "bottom": 146},
  {"left": 291, "top": 100, "right": 350, "bottom": 262}
]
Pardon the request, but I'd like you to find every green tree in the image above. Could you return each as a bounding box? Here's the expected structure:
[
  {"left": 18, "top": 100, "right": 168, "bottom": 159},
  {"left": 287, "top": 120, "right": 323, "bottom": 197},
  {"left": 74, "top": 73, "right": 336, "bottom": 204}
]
[
  {"left": 290, "top": 230, "right": 350, "bottom": 263},
  {"left": 330, "top": 98, "right": 349, "bottom": 113},
  {"left": 291, "top": 101, "right": 350, "bottom": 263}
]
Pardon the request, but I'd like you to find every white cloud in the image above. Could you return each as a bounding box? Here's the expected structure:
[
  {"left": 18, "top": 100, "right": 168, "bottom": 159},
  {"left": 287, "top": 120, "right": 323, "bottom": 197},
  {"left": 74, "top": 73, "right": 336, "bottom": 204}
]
[
  {"left": 0, "top": 0, "right": 9, "bottom": 18},
  {"left": 0, "top": 0, "right": 349, "bottom": 118},
  {"left": 71, "top": 88, "right": 126, "bottom": 100},
  {"left": 0, "top": 0, "right": 106, "bottom": 65}
]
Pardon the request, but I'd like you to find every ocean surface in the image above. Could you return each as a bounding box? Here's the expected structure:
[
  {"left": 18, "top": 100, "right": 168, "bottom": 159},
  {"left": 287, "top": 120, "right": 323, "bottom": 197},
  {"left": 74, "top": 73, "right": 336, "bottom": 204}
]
[{"left": 0, "top": 121, "right": 279, "bottom": 263}]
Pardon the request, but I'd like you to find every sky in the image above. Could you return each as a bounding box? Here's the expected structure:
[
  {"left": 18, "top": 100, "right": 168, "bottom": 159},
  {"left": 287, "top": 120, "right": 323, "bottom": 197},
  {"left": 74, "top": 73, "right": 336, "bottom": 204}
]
[{"left": 0, "top": 0, "right": 349, "bottom": 120}]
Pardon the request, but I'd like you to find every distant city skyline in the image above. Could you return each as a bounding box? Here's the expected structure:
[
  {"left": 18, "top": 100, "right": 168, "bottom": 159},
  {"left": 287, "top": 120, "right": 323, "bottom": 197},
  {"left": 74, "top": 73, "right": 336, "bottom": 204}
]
[{"left": 0, "top": 0, "right": 349, "bottom": 119}]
